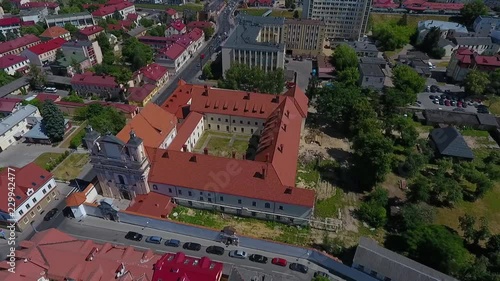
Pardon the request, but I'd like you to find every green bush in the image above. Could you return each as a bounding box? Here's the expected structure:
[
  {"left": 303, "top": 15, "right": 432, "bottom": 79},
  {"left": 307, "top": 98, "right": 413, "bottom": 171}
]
[{"left": 69, "top": 130, "right": 86, "bottom": 149}]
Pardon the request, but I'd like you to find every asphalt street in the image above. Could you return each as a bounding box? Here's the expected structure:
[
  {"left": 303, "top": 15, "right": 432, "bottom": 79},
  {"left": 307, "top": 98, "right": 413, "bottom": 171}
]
[{"left": 54, "top": 216, "right": 332, "bottom": 280}]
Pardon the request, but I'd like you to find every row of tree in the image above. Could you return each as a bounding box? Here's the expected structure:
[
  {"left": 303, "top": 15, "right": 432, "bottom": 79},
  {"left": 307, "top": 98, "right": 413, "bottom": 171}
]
[
  {"left": 463, "top": 69, "right": 500, "bottom": 97},
  {"left": 217, "top": 64, "right": 285, "bottom": 95}
]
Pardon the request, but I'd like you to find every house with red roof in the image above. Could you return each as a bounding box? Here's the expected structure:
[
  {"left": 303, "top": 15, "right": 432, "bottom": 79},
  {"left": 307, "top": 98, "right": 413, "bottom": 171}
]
[
  {"left": 0, "top": 17, "right": 21, "bottom": 37},
  {"left": 77, "top": 25, "right": 105, "bottom": 41},
  {"left": 0, "top": 97, "right": 22, "bottom": 116},
  {"left": 247, "top": 0, "right": 273, "bottom": 7},
  {"left": 187, "top": 27, "right": 204, "bottom": 52},
  {"left": 134, "top": 62, "right": 169, "bottom": 89},
  {"left": 0, "top": 54, "right": 29, "bottom": 75},
  {"left": 447, "top": 48, "right": 500, "bottom": 82},
  {"left": 127, "top": 84, "right": 157, "bottom": 107},
  {"left": 0, "top": 162, "right": 57, "bottom": 231},
  {"left": 21, "top": 37, "right": 66, "bottom": 66},
  {"left": 84, "top": 81, "right": 314, "bottom": 225},
  {"left": 71, "top": 72, "right": 122, "bottom": 98},
  {"left": 40, "top": 26, "right": 71, "bottom": 41},
  {"left": 138, "top": 35, "right": 177, "bottom": 52},
  {"left": 152, "top": 252, "right": 223, "bottom": 281},
  {"left": 0, "top": 34, "right": 41, "bottom": 56},
  {"left": 165, "top": 19, "right": 187, "bottom": 36},
  {"left": 165, "top": 8, "right": 180, "bottom": 24},
  {"left": 20, "top": 1, "right": 60, "bottom": 13},
  {"left": 156, "top": 43, "right": 189, "bottom": 73},
  {"left": 186, "top": 21, "right": 215, "bottom": 32},
  {"left": 92, "top": 1, "right": 136, "bottom": 20}
]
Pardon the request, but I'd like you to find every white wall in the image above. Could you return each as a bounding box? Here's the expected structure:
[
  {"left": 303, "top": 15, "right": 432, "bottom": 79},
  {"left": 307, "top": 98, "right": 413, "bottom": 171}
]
[
  {"left": 1, "top": 59, "right": 28, "bottom": 75},
  {"left": 204, "top": 113, "right": 264, "bottom": 135},
  {"left": 15, "top": 178, "right": 57, "bottom": 222},
  {"left": 162, "top": 127, "right": 177, "bottom": 149}
]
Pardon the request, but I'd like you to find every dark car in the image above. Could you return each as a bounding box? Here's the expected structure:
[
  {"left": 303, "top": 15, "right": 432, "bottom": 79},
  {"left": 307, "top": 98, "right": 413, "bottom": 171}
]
[
  {"left": 183, "top": 242, "right": 202, "bottom": 251},
  {"left": 429, "top": 95, "right": 435, "bottom": 100},
  {"left": 43, "top": 208, "right": 58, "bottom": 221},
  {"left": 145, "top": 236, "right": 162, "bottom": 244},
  {"left": 125, "top": 231, "right": 143, "bottom": 241},
  {"left": 289, "top": 263, "right": 308, "bottom": 273},
  {"left": 206, "top": 246, "right": 225, "bottom": 255},
  {"left": 164, "top": 239, "right": 181, "bottom": 247},
  {"left": 249, "top": 254, "right": 268, "bottom": 264}
]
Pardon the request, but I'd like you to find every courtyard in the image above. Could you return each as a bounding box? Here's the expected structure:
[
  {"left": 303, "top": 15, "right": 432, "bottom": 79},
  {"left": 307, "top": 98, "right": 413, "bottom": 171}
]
[{"left": 193, "top": 130, "right": 256, "bottom": 159}]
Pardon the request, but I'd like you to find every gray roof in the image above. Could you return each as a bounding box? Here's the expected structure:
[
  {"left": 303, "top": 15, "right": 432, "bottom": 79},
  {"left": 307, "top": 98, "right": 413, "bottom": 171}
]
[
  {"left": 477, "top": 113, "right": 499, "bottom": 127},
  {"left": 222, "top": 24, "right": 285, "bottom": 52},
  {"left": 237, "top": 14, "right": 285, "bottom": 26},
  {"left": 354, "top": 237, "right": 460, "bottom": 281},
  {"left": 63, "top": 40, "right": 93, "bottom": 48},
  {"left": 438, "top": 38, "right": 456, "bottom": 48},
  {"left": 100, "top": 134, "right": 125, "bottom": 145},
  {"left": 127, "top": 26, "right": 147, "bottom": 37},
  {"left": 430, "top": 127, "right": 474, "bottom": 159},
  {"left": 453, "top": 36, "right": 492, "bottom": 46},
  {"left": 346, "top": 42, "right": 379, "bottom": 53},
  {"left": 359, "top": 63, "right": 384, "bottom": 77},
  {"left": 24, "top": 118, "right": 70, "bottom": 140},
  {"left": 20, "top": 7, "right": 46, "bottom": 16},
  {"left": 45, "top": 12, "right": 92, "bottom": 20},
  {"left": 417, "top": 20, "right": 468, "bottom": 33},
  {"left": 424, "top": 110, "right": 479, "bottom": 126},
  {"left": 47, "top": 74, "right": 71, "bottom": 85},
  {"left": 359, "top": 57, "right": 386, "bottom": 65},
  {"left": 0, "top": 77, "right": 29, "bottom": 98},
  {"left": 0, "top": 105, "right": 38, "bottom": 136}
]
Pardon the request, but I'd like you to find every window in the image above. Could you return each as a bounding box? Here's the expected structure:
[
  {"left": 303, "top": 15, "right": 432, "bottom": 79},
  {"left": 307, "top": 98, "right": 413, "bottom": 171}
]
[
  {"left": 179, "top": 190, "right": 182, "bottom": 195},
  {"left": 252, "top": 201, "right": 256, "bottom": 207},
  {"left": 265, "top": 203, "right": 270, "bottom": 208},
  {"left": 220, "top": 206, "right": 225, "bottom": 211},
  {"left": 48, "top": 184, "right": 52, "bottom": 189},
  {"left": 46, "top": 197, "right": 50, "bottom": 203},
  {"left": 232, "top": 120, "right": 235, "bottom": 123},
  {"left": 289, "top": 218, "right": 294, "bottom": 223},
  {"left": 32, "top": 198, "right": 37, "bottom": 203},
  {"left": 23, "top": 217, "right": 29, "bottom": 224},
  {"left": 219, "top": 196, "right": 223, "bottom": 201},
  {"left": 279, "top": 205, "right": 283, "bottom": 210},
  {"left": 241, "top": 128, "right": 244, "bottom": 133},
  {"left": 30, "top": 211, "right": 35, "bottom": 218},
  {"left": 25, "top": 203, "right": 30, "bottom": 209},
  {"left": 19, "top": 210, "right": 24, "bottom": 215},
  {"left": 251, "top": 129, "right": 254, "bottom": 134},
  {"left": 36, "top": 205, "right": 41, "bottom": 211},
  {"left": 168, "top": 188, "right": 172, "bottom": 193},
  {"left": 225, "top": 119, "right": 228, "bottom": 122},
  {"left": 188, "top": 191, "right": 192, "bottom": 196},
  {"left": 52, "top": 192, "right": 56, "bottom": 197},
  {"left": 210, "top": 117, "right": 213, "bottom": 120},
  {"left": 208, "top": 198, "right": 212, "bottom": 203},
  {"left": 251, "top": 212, "right": 256, "bottom": 216},
  {"left": 238, "top": 199, "right": 242, "bottom": 204},
  {"left": 153, "top": 185, "right": 158, "bottom": 190},
  {"left": 255, "top": 122, "right": 258, "bottom": 125},
  {"left": 199, "top": 197, "right": 204, "bottom": 201},
  {"left": 42, "top": 189, "right": 46, "bottom": 194},
  {"left": 200, "top": 191, "right": 203, "bottom": 195},
  {"left": 240, "top": 120, "right": 243, "bottom": 124}
]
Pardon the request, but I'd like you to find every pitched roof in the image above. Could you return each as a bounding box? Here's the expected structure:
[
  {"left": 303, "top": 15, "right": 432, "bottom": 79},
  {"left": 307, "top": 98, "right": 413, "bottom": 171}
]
[
  {"left": 40, "top": 26, "right": 69, "bottom": 38},
  {"left": 0, "top": 97, "right": 21, "bottom": 113},
  {"left": 169, "top": 20, "right": 186, "bottom": 32},
  {"left": 186, "top": 21, "right": 213, "bottom": 30},
  {"left": 453, "top": 36, "right": 492, "bottom": 47},
  {"left": 20, "top": 2, "right": 59, "bottom": 9},
  {"left": 116, "top": 103, "right": 177, "bottom": 148},
  {"left": 26, "top": 38, "right": 66, "bottom": 55},
  {"left": 160, "top": 80, "right": 193, "bottom": 118},
  {"left": 0, "top": 17, "right": 21, "bottom": 26},
  {"left": 65, "top": 192, "right": 87, "bottom": 207},
  {"left": 188, "top": 28, "right": 204, "bottom": 41},
  {"left": 166, "top": 8, "right": 177, "bottom": 16},
  {"left": 167, "top": 112, "right": 203, "bottom": 150},
  {"left": 159, "top": 43, "right": 186, "bottom": 60},
  {"left": 0, "top": 104, "right": 38, "bottom": 137},
  {"left": 429, "top": 127, "right": 474, "bottom": 159},
  {"left": 92, "top": 1, "right": 134, "bottom": 16},
  {"left": 127, "top": 84, "right": 156, "bottom": 103},
  {"left": 353, "top": 237, "right": 459, "bottom": 281},
  {"left": 35, "top": 93, "right": 61, "bottom": 102},
  {"left": 152, "top": 252, "right": 223, "bottom": 281},
  {"left": 0, "top": 34, "right": 40, "bottom": 55},
  {"left": 137, "top": 63, "right": 168, "bottom": 82},
  {"left": 79, "top": 25, "right": 104, "bottom": 36},
  {"left": 125, "top": 192, "right": 175, "bottom": 218},
  {"left": 71, "top": 72, "right": 118, "bottom": 88},
  {"left": 0, "top": 54, "right": 28, "bottom": 68}
]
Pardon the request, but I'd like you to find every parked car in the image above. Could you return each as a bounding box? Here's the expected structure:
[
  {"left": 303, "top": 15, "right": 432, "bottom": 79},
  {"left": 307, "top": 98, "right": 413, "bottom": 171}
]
[
  {"left": 289, "top": 263, "right": 309, "bottom": 273},
  {"left": 183, "top": 242, "right": 202, "bottom": 251},
  {"left": 229, "top": 250, "right": 247, "bottom": 259},
  {"left": 145, "top": 236, "right": 162, "bottom": 244},
  {"left": 206, "top": 246, "right": 225, "bottom": 255},
  {"left": 429, "top": 95, "right": 435, "bottom": 100},
  {"left": 45, "top": 87, "right": 57, "bottom": 93},
  {"left": 43, "top": 208, "right": 59, "bottom": 221},
  {"left": 271, "top": 258, "right": 287, "bottom": 267},
  {"left": 314, "top": 271, "right": 330, "bottom": 278},
  {"left": 125, "top": 231, "right": 143, "bottom": 241},
  {"left": 249, "top": 254, "right": 268, "bottom": 264},
  {"left": 445, "top": 100, "right": 450, "bottom": 106},
  {"left": 164, "top": 239, "right": 180, "bottom": 247}
]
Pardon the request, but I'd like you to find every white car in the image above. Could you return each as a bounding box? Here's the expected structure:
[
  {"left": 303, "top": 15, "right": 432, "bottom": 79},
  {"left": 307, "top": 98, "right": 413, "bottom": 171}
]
[{"left": 229, "top": 250, "right": 247, "bottom": 259}]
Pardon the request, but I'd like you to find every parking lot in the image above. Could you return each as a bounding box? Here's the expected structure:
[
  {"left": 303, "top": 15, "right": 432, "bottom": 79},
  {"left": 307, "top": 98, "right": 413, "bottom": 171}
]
[{"left": 285, "top": 59, "right": 312, "bottom": 92}]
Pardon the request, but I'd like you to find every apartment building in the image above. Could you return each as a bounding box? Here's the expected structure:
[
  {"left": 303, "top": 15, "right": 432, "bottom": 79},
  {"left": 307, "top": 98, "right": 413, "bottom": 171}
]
[
  {"left": 186, "top": 21, "right": 215, "bottom": 32},
  {"left": 77, "top": 25, "right": 105, "bottom": 41},
  {"left": 0, "top": 162, "right": 57, "bottom": 232},
  {"left": 359, "top": 63, "right": 386, "bottom": 90},
  {"left": 0, "top": 54, "right": 30, "bottom": 75},
  {"left": 346, "top": 41, "right": 381, "bottom": 57},
  {"left": 0, "top": 17, "right": 21, "bottom": 37},
  {"left": 302, "top": 0, "right": 371, "bottom": 41},
  {"left": 165, "top": 20, "right": 187, "bottom": 36},
  {"left": 473, "top": 16, "right": 500, "bottom": 37},
  {"left": 92, "top": 2, "right": 136, "bottom": 20},
  {"left": 0, "top": 34, "right": 41, "bottom": 56},
  {"left": 20, "top": 7, "right": 48, "bottom": 23},
  {"left": 21, "top": 37, "right": 66, "bottom": 66},
  {"left": 447, "top": 48, "right": 500, "bottom": 82},
  {"left": 40, "top": 26, "right": 71, "bottom": 41},
  {"left": 62, "top": 40, "right": 103, "bottom": 65},
  {"left": 156, "top": 43, "right": 190, "bottom": 72},
  {"left": 139, "top": 36, "right": 176, "bottom": 52},
  {"left": 20, "top": 1, "right": 60, "bottom": 14},
  {"left": 45, "top": 12, "right": 96, "bottom": 29},
  {"left": 222, "top": 16, "right": 285, "bottom": 77},
  {"left": 0, "top": 105, "right": 40, "bottom": 152},
  {"left": 283, "top": 18, "right": 325, "bottom": 56},
  {"left": 134, "top": 63, "right": 169, "bottom": 88},
  {"left": 71, "top": 72, "right": 121, "bottom": 98}
]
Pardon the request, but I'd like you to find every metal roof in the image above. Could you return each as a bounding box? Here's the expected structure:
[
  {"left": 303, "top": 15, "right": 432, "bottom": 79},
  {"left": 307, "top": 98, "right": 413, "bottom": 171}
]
[
  {"left": 0, "top": 105, "right": 38, "bottom": 137},
  {"left": 359, "top": 63, "right": 384, "bottom": 77},
  {"left": 0, "top": 77, "right": 29, "bottom": 98},
  {"left": 430, "top": 127, "right": 474, "bottom": 159},
  {"left": 222, "top": 24, "right": 285, "bottom": 52}
]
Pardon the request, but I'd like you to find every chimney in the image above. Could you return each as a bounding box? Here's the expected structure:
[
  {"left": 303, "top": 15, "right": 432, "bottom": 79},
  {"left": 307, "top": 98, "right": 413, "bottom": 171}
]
[
  {"left": 182, "top": 145, "right": 187, "bottom": 152},
  {"left": 265, "top": 153, "right": 269, "bottom": 162},
  {"left": 203, "top": 84, "right": 209, "bottom": 95},
  {"left": 244, "top": 92, "right": 250, "bottom": 100},
  {"left": 261, "top": 167, "right": 266, "bottom": 179},
  {"left": 232, "top": 151, "right": 236, "bottom": 158},
  {"left": 189, "top": 155, "right": 197, "bottom": 162},
  {"left": 204, "top": 148, "right": 208, "bottom": 155}
]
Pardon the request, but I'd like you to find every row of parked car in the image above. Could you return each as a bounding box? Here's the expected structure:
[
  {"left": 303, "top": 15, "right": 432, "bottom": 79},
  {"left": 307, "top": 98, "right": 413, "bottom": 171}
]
[{"left": 124, "top": 231, "right": 329, "bottom": 278}]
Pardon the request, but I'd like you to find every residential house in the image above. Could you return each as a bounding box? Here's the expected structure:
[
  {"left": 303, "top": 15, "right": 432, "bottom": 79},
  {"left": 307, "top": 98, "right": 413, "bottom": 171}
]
[
  {"left": 71, "top": 72, "right": 121, "bottom": 98},
  {"left": 126, "top": 26, "right": 147, "bottom": 38},
  {"left": 247, "top": 0, "right": 273, "bottom": 7},
  {"left": 21, "top": 37, "right": 66, "bottom": 66},
  {"left": 283, "top": 19, "right": 326, "bottom": 56},
  {"left": 446, "top": 48, "right": 500, "bottom": 82},
  {"left": 40, "top": 26, "right": 71, "bottom": 41},
  {"left": 429, "top": 127, "right": 474, "bottom": 160},
  {"left": 156, "top": 43, "right": 188, "bottom": 73},
  {"left": 0, "top": 105, "right": 40, "bottom": 152},
  {"left": 152, "top": 252, "right": 223, "bottom": 281},
  {"left": 139, "top": 36, "right": 175, "bottom": 52},
  {"left": 19, "top": 7, "right": 48, "bottom": 23},
  {"left": 62, "top": 40, "right": 103, "bottom": 66},
  {"left": 473, "top": 16, "right": 500, "bottom": 37},
  {"left": 45, "top": 12, "right": 96, "bottom": 29},
  {"left": 127, "top": 84, "right": 157, "bottom": 107},
  {"left": 0, "top": 77, "right": 30, "bottom": 96},
  {"left": 186, "top": 21, "right": 214, "bottom": 32},
  {"left": 417, "top": 20, "right": 468, "bottom": 43},
  {"left": 186, "top": 28, "right": 204, "bottom": 53},
  {"left": 35, "top": 93, "right": 61, "bottom": 103},
  {"left": 353, "top": 237, "right": 460, "bottom": 281},
  {"left": 0, "top": 54, "right": 30, "bottom": 75},
  {"left": 134, "top": 63, "right": 169, "bottom": 88},
  {"left": 92, "top": 2, "right": 136, "bottom": 20},
  {"left": 0, "top": 34, "right": 41, "bottom": 56},
  {"left": 77, "top": 25, "right": 105, "bottom": 41},
  {"left": 0, "top": 163, "right": 58, "bottom": 232},
  {"left": 0, "top": 97, "right": 22, "bottom": 117},
  {"left": 346, "top": 41, "right": 381, "bottom": 58},
  {"left": 165, "top": 20, "right": 186, "bottom": 36},
  {"left": 438, "top": 38, "right": 456, "bottom": 57},
  {"left": 359, "top": 57, "right": 386, "bottom": 68},
  {"left": 420, "top": 110, "right": 499, "bottom": 131},
  {"left": 50, "top": 52, "right": 92, "bottom": 77},
  {"left": 24, "top": 118, "right": 72, "bottom": 144},
  {"left": 359, "top": 63, "right": 385, "bottom": 90},
  {"left": 0, "top": 17, "right": 21, "bottom": 36},
  {"left": 165, "top": 8, "right": 180, "bottom": 24},
  {"left": 19, "top": 1, "right": 60, "bottom": 14}
]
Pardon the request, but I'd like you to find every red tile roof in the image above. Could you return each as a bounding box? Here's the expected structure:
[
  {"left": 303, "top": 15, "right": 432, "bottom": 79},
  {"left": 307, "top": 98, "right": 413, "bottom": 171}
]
[
  {"left": 126, "top": 12, "right": 138, "bottom": 21},
  {"left": 0, "top": 54, "right": 28, "bottom": 68},
  {"left": 117, "top": 103, "right": 177, "bottom": 148},
  {"left": 35, "top": 93, "right": 61, "bottom": 102},
  {"left": 137, "top": 63, "right": 168, "bottom": 82},
  {"left": 20, "top": 1, "right": 59, "bottom": 9},
  {"left": 65, "top": 192, "right": 86, "bottom": 207},
  {"left": 71, "top": 72, "right": 118, "bottom": 88},
  {"left": 0, "top": 35, "right": 41, "bottom": 55},
  {"left": 0, "top": 97, "right": 21, "bottom": 113},
  {"left": 92, "top": 1, "right": 134, "bottom": 16},
  {"left": 161, "top": 80, "right": 194, "bottom": 118},
  {"left": 152, "top": 252, "right": 223, "bottom": 281},
  {"left": 93, "top": 101, "right": 138, "bottom": 114},
  {"left": 169, "top": 20, "right": 186, "bottom": 32},
  {"left": 166, "top": 8, "right": 178, "bottom": 16},
  {"left": 127, "top": 84, "right": 156, "bottom": 103},
  {"left": 176, "top": 35, "right": 192, "bottom": 49},
  {"left": 40, "top": 26, "right": 69, "bottom": 38},
  {"left": 188, "top": 28, "right": 204, "bottom": 41},
  {"left": 0, "top": 17, "right": 21, "bottom": 26},
  {"left": 27, "top": 37, "right": 66, "bottom": 55},
  {"left": 126, "top": 192, "right": 175, "bottom": 218},
  {"left": 454, "top": 47, "right": 500, "bottom": 67},
  {"left": 168, "top": 112, "right": 203, "bottom": 151},
  {"left": 107, "top": 0, "right": 128, "bottom": 5},
  {"left": 0, "top": 163, "right": 53, "bottom": 214},
  {"left": 79, "top": 25, "right": 104, "bottom": 36},
  {"left": 159, "top": 43, "right": 186, "bottom": 60},
  {"left": 187, "top": 21, "right": 214, "bottom": 30}
]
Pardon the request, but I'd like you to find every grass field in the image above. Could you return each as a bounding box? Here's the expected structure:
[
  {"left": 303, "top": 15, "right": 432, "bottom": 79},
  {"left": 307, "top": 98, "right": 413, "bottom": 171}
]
[
  {"left": 52, "top": 153, "right": 89, "bottom": 181},
  {"left": 239, "top": 8, "right": 267, "bottom": 16},
  {"left": 314, "top": 188, "right": 347, "bottom": 218},
  {"left": 484, "top": 95, "right": 500, "bottom": 115},
  {"left": 239, "top": 8, "right": 298, "bottom": 19},
  {"left": 136, "top": 3, "right": 203, "bottom": 12},
  {"left": 370, "top": 13, "right": 451, "bottom": 30},
  {"left": 34, "top": 152, "right": 63, "bottom": 169},
  {"left": 59, "top": 121, "right": 88, "bottom": 148}
]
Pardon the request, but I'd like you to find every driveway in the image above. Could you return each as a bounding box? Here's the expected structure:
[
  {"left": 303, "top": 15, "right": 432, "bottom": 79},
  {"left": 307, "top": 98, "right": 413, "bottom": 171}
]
[
  {"left": 285, "top": 59, "right": 312, "bottom": 92},
  {"left": 0, "top": 143, "right": 68, "bottom": 168},
  {"left": 415, "top": 92, "right": 481, "bottom": 114}
]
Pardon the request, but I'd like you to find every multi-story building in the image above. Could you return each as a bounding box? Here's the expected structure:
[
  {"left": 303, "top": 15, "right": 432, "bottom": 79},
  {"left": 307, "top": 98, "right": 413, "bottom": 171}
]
[
  {"left": 449, "top": 36, "right": 499, "bottom": 55},
  {"left": 283, "top": 18, "right": 325, "bottom": 56},
  {"left": 21, "top": 37, "right": 66, "bottom": 66},
  {"left": 156, "top": 43, "right": 189, "bottom": 73},
  {"left": 0, "top": 17, "right": 21, "bottom": 37},
  {"left": 0, "top": 34, "right": 41, "bottom": 56},
  {"left": 446, "top": 48, "right": 500, "bottom": 82},
  {"left": 165, "top": 20, "right": 186, "bottom": 36},
  {"left": 417, "top": 20, "right": 468, "bottom": 43},
  {"left": 0, "top": 97, "right": 22, "bottom": 116},
  {"left": 139, "top": 36, "right": 175, "bottom": 52},
  {"left": 128, "top": 84, "right": 157, "bottom": 107},
  {"left": 186, "top": 21, "right": 215, "bottom": 32},
  {"left": 77, "top": 25, "right": 105, "bottom": 41},
  {"left": 51, "top": 53, "right": 92, "bottom": 77},
  {"left": 85, "top": 81, "right": 314, "bottom": 225},
  {"left": 20, "top": 1, "right": 60, "bottom": 14},
  {"left": 19, "top": 7, "right": 49, "bottom": 23},
  {"left": 0, "top": 54, "right": 30, "bottom": 75},
  {"left": 359, "top": 63, "right": 386, "bottom": 90},
  {"left": 0, "top": 162, "right": 57, "bottom": 232},
  {"left": 222, "top": 16, "right": 285, "bottom": 77},
  {"left": 0, "top": 105, "right": 39, "bottom": 152},
  {"left": 45, "top": 12, "right": 96, "bottom": 29},
  {"left": 134, "top": 63, "right": 169, "bottom": 88},
  {"left": 92, "top": 2, "right": 136, "bottom": 20},
  {"left": 40, "top": 26, "right": 71, "bottom": 41},
  {"left": 473, "top": 16, "right": 500, "bottom": 37},
  {"left": 302, "top": 0, "right": 371, "bottom": 41},
  {"left": 71, "top": 72, "right": 121, "bottom": 98},
  {"left": 62, "top": 40, "right": 103, "bottom": 65},
  {"left": 346, "top": 41, "right": 381, "bottom": 57},
  {"left": 165, "top": 8, "right": 180, "bottom": 24}
]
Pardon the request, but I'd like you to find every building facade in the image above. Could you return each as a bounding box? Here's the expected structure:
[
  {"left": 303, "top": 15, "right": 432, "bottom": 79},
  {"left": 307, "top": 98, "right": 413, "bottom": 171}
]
[
  {"left": 91, "top": 2, "right": 136, "bottom": 20},
  {"left": 77, "top": 25, "right": 105, "bottom": 41},
  {"left": 40, "top": 26, "right": 71, "bottom": 41},
  {"left": 302, "top": 0, "right": 371, "bottom": 41},
  {"left": 0, "top": 105, "right": 40, "bottom": 152},
  {"left": 0, "top": 54, "right": 30, "bottom": 75},
  {"left": 283, "top": 18, "right": 325, "bottom": 56},
  {"left": 359, "top": 63, "right": 385, "bottom": 90},
  {"left": 62, "top": 40, "right": 103, "bottom": 65},
  {"left": 71, "top": 73, "right": 121, "bottom": 98},
  {"left": 0, "top": 34, "right": 41, "bottom": 56},
  {"left": 0, "top": 17, "right": 21, "bottom": 36},
  {"left": 21, "top": 37, "right": 66, "bottom": 66},
  {"left": 446, "top": 48, "right": 500, "bottom": 82},
  {"left": 45, "top": 12, "right": 96, "bottom": 29}
]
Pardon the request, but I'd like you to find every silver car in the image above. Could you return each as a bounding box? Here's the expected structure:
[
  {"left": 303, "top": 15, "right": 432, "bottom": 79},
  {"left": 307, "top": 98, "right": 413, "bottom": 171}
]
[{"left": 229, "top": 250, "right": 247, "bottom": 259}]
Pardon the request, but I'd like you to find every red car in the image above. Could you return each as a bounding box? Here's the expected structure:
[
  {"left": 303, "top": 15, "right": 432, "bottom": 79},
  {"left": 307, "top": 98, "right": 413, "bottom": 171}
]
[{"left": 271, "top": 258, "right": 287, "bottom": 267}]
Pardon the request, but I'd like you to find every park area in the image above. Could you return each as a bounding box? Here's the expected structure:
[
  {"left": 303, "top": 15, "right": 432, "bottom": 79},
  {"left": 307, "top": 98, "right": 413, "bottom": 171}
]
[
  {"left": 33, "top": 152, "right": 89, "bottom": 181},
  {"left": 239, "top": 8, "right": 297, "bottom": 19},
  {"left": 193, "top": 131, "right": 254, "bottom": 158}
]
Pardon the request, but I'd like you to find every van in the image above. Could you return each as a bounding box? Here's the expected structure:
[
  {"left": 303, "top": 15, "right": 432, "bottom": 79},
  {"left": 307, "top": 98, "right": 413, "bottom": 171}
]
[{"left": 45, "top": 87, "right": 57, "bottom": 93}]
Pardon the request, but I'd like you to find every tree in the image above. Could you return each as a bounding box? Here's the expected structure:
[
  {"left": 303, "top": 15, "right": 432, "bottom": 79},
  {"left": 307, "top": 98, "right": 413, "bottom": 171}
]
[
  {"left": 385, "top": 116, "right": 418, "bottom": 148},
  {"left": 315, "top": 83, "right": 362, "bottom": 127},
  {"left": 372, "top": 21, "right": 414, "bottom": 51},
  {"left": 332, "top": 44, "right": 358, "bottom": 72},
  {"left": 20, "top": 25, "right": 44, "bottom": 36},
  {"left": 487, "top": 69, "right": 500, "bottom": 96},
  {"left": 392, "top": 64, "right": 426, "bottom": 95},
  {"left": 147, "top": 24, "right": 166, "bottom": 37},
  {"left": 419, "top": 27, "right": 445, "bottom": 59},
  {"left": 0, "top": 32, "right": 5, "bottom": 42},
  {"left": 64, "top": 23, "right": 79, "bottom": 35},
  {"left": 5, "top": 31, "right": 16, "bottom": 41},
  {"left": 336, "top": 67, "right": 359, "bottom": 87},
  {"left": 398, "top": 152, "right": 428, "bottom": 178},
  {"left": 312, "top": 276, "right": 330, "bottom": 281},
  {"left": 293, "top": 10, "right": 299, "bottom": 19},
  {"left": 28, "top": 63, "right": 47, "bottom": 89},
  {"left": 121, "top": 38, "right": 153, "bottom": 71},
  {"left": 461, "top": 0, "right": 489, "bottom": 26},
  {"left": 139, "top": 18, "right": 154, "bottom": 28},
  {"left": 400, "top": 203, "right": 435, "bottom": 231},
  {"left": 55, "top": 49, "right": 65, "bottom": 60},
  {"left": 41, "top": 101, "right": 65, "bottom": 142},
  {"left": 62, "top": 92, "right": 84, "bottom": 103},
  {"left": 357, "top": 188, "right": 389, "bottom": 228},
  {"left": 218, "top": 64, "right": 285, "bottom": 94},
  {"left": 113, "top": 9, "right": 123, "bottom": 20},
  {"left": 75, "top": 104, "right": 125, "bottom": 134},
  {"left": 0, "top": 70, "right": 14, "bottom": 87},
  {"left": 59, "top": 5, "right": 81, "bottom": 14},
  {"left": 460, "top": 215, "right": 490, "bottom": 245},
  {"left": 1, "top": 1, "right": 13, "bottom": 13},
  {"left": 202, "top": 62, "right": 213, "bottom": 79},
  {"left": 463, "top": 70, "right": 490, "bottom": 96},
  {"left": 203, "top": 26, "right": 215, "bottom": 41}
]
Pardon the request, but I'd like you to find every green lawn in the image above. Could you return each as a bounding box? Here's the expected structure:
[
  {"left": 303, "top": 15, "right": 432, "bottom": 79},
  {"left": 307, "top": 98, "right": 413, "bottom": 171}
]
[
  {"left": 52, "top": 153, "right": 89, "bottom": 181},
  {"left": 484, "top": 95, "right": 500, "bottom": 116},
  {"left": 171, "top": 206, "right": 226, "bottom": 229},
  {"left": 136, "top": 3, "right": 203, "bottom": 12},
  {"left": 460, "top": 129, "right": 490, "bottom": 138},
  {"left": 239, "top": 8, "right": 267, "bottom": 16},
  {"left": 232, "top": 139, "right": 249, "bottom": 155},
  {"left": 34, "top": 152, "right": 63, "bottom": 169},
  {"left": 371, "top": 13, "right": 450, "bottom": 30},
  {"left": 270, "top": 9, "right": 297, "bottom": 19},
  {"left": 314, "top": 189, "right": 347, "bottom": 218},
  {"left": 59, "top": 121, "right": 88, "bottom": 148}
]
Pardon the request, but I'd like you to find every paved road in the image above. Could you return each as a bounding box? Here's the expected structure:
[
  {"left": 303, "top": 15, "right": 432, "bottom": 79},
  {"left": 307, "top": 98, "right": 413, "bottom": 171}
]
[
  {"left": 53, "top": 216, "right": 331, "bottom": 280},
  {"left": 0, "top": 143, "right": 69, "bottom": 167}
]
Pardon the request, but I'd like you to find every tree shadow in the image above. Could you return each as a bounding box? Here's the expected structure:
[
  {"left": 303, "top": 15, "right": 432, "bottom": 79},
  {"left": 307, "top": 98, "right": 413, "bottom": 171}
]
[{"left": 326, "top": 147, "right": 352, "bottom": 162}]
